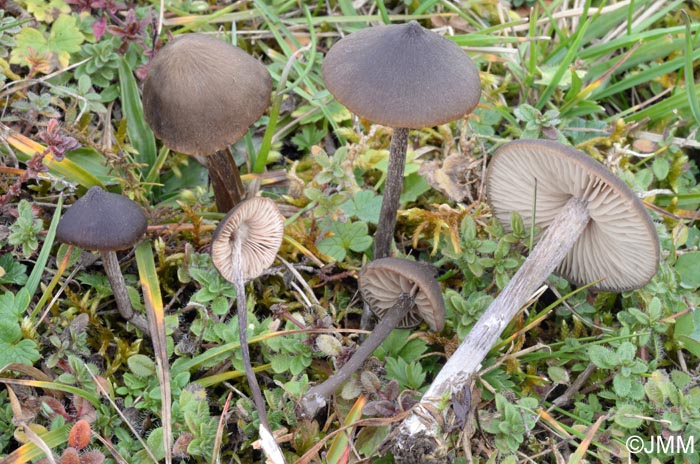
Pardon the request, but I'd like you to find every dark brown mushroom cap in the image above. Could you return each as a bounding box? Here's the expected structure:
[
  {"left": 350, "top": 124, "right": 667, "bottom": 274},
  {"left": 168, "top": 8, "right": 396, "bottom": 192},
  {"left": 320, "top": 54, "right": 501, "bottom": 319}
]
[
  {"left": 56, "top": 187, "right": 147, "bottom": 251},
  {"left": 142, "top": 33, "right": 272, "bottom": 156},
  {"left": 322, "top": 21, "right": 480, "bottom": 129},
  {"left": 359, "top": 257, "right": 445, "bottom": 331},
  {"left": 211, "top": 197, "right": 285, "bottom": 282},
  {"left": 484, "top": 139, "right": 660, "bottom": 291}
]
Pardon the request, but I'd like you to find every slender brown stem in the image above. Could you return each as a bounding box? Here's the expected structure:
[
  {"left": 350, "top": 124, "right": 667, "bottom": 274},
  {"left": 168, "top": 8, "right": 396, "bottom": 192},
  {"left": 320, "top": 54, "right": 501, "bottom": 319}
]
[
  {"left": 363, "top": 127, "right": 409, "bottom": 332},
  {"left": 101, "top": 251, "right": 149, "bottom": 332},
  {"left": 301, "top": 293, "right": 415, "bottom": 417},
  {"left": 373, "top": 127, "right": 409, "bottom": 260},
  {"left": 207, "top": 149, "right": 243, "bottom": 212},
  {"left": 231, "top": 240, "right": 271, "bottom": 432}
]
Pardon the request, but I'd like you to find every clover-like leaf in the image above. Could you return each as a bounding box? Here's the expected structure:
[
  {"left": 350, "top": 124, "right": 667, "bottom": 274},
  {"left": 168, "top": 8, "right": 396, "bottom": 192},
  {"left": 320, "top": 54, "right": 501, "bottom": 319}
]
[
  {"left": 341, "top": 190, "right": 383, "bottom": 224},
  {"left": 317, "top": 221, "right": 373, "bottom": 262}
]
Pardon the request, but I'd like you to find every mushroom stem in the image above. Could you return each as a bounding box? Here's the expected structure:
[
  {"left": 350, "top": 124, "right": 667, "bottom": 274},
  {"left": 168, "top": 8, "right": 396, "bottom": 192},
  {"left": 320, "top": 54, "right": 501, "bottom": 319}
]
[
  {"left": 394, "top": 196, "right": 590, "bottom": 450},
  {"left": 230, "top": 240, "right": 271, "bottom": 432},
  {"left": 207, "top": 148, "right": 244, "bottom": 212},
  {"left": 301, "top": 292, "right": 415, "bottom": 417},
  {"left": 373, "top": 127, "right": 409, "bottom": 260},
  {"left": 100, "top": 251, "right": 149, "bottom": 333}
]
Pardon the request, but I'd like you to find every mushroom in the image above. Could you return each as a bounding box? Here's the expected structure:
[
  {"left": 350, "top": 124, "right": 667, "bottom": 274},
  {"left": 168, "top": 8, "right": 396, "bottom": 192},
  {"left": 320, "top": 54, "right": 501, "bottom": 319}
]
[
  {"left": 143, "top": 33, "right": 272, "bottom": 212},
  {"left": 56, "top": 186, "right": 149, "bottom": 332},
  {"left": 393, "top": 139, "right": 660, "bottom": 456},
  {"left": 300, "top": 257, "right": 445, "bottom": 417},
  {"left": 210, "top": 197, "right": 284, "bottom": 435},
  {"left": 322, "top": 21, "right": 481, "bottom": 260}
]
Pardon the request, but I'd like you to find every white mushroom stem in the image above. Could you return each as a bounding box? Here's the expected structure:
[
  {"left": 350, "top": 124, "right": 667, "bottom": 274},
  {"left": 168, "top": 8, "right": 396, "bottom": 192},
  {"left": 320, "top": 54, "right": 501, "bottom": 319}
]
[
  {"left": 394, "top": 196, "right": 590, "bottom": 450},
  {"left": 302, "top": 291, "right": 416, "bottom": 417},
  {"left": 100, "top": 251, "right": 149, "bottom": 333},
  {"left": 373, "top": 127, "right": 409, "bottom": 261}
]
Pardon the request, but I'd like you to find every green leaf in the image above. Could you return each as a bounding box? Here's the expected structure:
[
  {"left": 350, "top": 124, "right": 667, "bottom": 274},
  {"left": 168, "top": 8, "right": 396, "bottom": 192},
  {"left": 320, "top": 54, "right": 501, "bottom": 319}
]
[
  {"left": 613, "top": 375, "right": 632, "bottom": 397},
  {"left": 613, "top": 403, "right": 644, "bottom": 428},
  {"left": 341, "top": 190, "right": 383, "bottom": 224},
  {"left": 675, "top": 252, "right": 700, "bottom": 288},
  {"left": 617, "top": 341, "right": 636, "bottom": 363},
  {"left": 674, "top": 309, "right": 700, "bottom": 357},
  {"left": 0, "top": 254, "right": 28, "bottom": 285},
  {"left": 128, "top": 354, "right": 156, "bottom": 378},
  {"left": 317, "top": 221, "right": 372, "bottom": 261},
  {"left": 25, "top": 0, "right": 71, "bottom": 23},
  {"left": 146, "top": 427, "right": 166, "bottom": 461},
  {"left": 587, "top": 345, "right": 615, "bottom": 369},
  {"left": 652, "top": 157, "right": 670, "bottom": 180},
  {"left": 400, "top": 173, "right": 430, "bottom": 203},
  {"left": 547, "top": 366, "right": 570, "bottom": 385},
  {"left": 118, "top": 58, "right": 157, "bottom": 178},
  {"left": 0, "top": 316, "right": 40, "bottom": 366},
  {"left": 11, "top": 14, "right": 83, "bottom": 69}
]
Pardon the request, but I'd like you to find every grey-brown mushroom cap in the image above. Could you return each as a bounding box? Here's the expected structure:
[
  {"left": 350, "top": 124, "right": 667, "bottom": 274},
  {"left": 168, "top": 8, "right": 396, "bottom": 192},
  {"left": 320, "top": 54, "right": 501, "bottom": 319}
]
[
  {"left": 56, "top": 186, "right": 148, "bottom": 251},
  {"left": 359, "top": 257, "right": 445, "bottom": 331},
  {"left": 143, "top": 33, "right": 272, "bottom": 156},
  {"left": 322, "top": 21, "right": 480, "bottom": 129},
  {"left": 211, "top": 197, "right": 285, "bottom": 282},
  {"left": 484, "top": 139, "right": 660, "bottom": 292}
]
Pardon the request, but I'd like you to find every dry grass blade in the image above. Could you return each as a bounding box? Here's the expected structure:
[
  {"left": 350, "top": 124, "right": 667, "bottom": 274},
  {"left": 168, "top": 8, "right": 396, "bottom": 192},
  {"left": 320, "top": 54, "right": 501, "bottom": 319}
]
[{"left": 135, "top": 241, "right": 172, "bottom": 464}]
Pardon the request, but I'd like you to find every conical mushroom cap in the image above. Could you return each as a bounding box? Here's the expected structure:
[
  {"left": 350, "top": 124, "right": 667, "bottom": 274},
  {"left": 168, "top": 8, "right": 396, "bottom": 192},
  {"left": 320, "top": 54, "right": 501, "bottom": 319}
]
[
  {"left": 211, "top": 197, "right": 285, "bottom": 282},
  {"left": 322, "top": 21, "right": 480, "bottom": 129},
  {"left": 485, "top": 139, "right": 660, "bottom": 291},
  {"left": 143, "top": 33, "right": 272, "bottom": 156},
  {"left": 359, "top": 257, "right": 445, "bottom": 331},
  {"left": 56, "top": 187, "right": 147, "bottom": 251}
]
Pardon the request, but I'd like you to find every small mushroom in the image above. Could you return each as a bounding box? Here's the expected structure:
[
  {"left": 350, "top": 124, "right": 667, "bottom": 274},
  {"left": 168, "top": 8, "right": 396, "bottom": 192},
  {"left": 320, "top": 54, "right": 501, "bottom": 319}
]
[
  {"left": 322, "top": 21, "right": 480, "bottom": 260},
  {"left": 143, "top": 33, "right": 272, "bottom": 212},
  {"left": 210, "top": 197, "right": 284, "bottom": 435},
  {"left": 56, "top": 186, "right": 148, "bottom": 332},
  {"left": 300, "top": 257, "right": 445, "bottom": 417},
  {"left": 394, "top": 139, "right": 660, "bottom": 451}
]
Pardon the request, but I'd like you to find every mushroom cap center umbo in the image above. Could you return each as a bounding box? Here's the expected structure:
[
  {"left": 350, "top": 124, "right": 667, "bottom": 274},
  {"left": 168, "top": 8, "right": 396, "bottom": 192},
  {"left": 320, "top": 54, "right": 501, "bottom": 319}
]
[
  {"left": 211, "top": 197, "right": 285, "bottom": 282},
  {"left": 485, "top": 139, "right": 660, "bottom": 291},
  {"left": 359, "top": 257, "right": 445, "bottom": 331},
  {"left": 322, "top": 21, "right": 480, "bottom": 129},
  {"left": 56, "top": 186, "right": 148, "bottom": 251},
  {"left": 142, "top": 33, "right": 272, "bottom": 157}
]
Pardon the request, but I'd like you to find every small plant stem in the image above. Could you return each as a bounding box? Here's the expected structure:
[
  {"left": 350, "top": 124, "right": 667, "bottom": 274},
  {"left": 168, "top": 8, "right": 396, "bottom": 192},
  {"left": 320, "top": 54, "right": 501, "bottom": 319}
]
[
  {"left": 301, "top": 292, "right": 415, "bottom": 417},
  {"left": 231, "top": 241, "right": 271, "bottom": 432},
  {"left": 207, "top": 149, "right": 243, "bottom": 212},
  {"left": 100, "top": 250, "right": 149, "bottom": 333},
  {"left": 373, "top": 127, "right": 409, "bottom": 261},
  {"left": 395, "top": 197, "right": 591, "bottom": 449}
]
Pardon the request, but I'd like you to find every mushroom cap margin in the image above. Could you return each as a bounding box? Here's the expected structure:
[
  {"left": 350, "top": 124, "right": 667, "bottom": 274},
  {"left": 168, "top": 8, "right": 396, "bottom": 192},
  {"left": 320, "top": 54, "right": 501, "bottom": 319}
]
[
  {"left": 359, "top": 257, "right": 445, "bottom": 331},
  {"left": 322, "top": 21, "right": 480, "bottom": 129},
  {"left": 484, "top": 139, "right": 660, "bottom": 291}
]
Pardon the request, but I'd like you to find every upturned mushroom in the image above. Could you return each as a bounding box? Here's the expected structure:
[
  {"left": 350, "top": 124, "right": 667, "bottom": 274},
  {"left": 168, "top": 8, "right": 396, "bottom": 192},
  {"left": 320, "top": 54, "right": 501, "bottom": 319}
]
[
  {"left": 56, "top": 186, "right": 149, "bottom": 332},
  {"left": 300, "top": 257, "right": 445, "bottom": 417},
  {"left": 210, "top": 197, "right": 284, "bottom": 440},
  {"left": 394, "top": 139, "right": 660, "bottom": 458},
  {"left": 322, "top": 21, "right": 481, "bottom": 260},
  {"left": 143, "top": 33, "right": 272, "bottom": 212}
]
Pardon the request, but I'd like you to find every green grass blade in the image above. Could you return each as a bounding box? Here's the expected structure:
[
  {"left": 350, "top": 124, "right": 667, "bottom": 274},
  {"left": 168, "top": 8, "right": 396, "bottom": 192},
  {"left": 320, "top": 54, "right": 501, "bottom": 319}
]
[
  {"left": 6, "top": 132, "right": 104, "bottom": 188},
  {"left": 0, "top": 423, "right": 70, "bottom": 464},
  {"left": 536, "top": 13, "right": 591, "bottom": 109},
  {"left": 682, "top": 10, "right": 700, "bottom": 124},
  {"left": 0, "top": 378, "right": 100, "bottom": 406},
  {"left": 23, "top": 194, "right": 63, "bottom": 308},
  {"left": 118, "top": 58, "right": 157, "bottom": 179}
]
